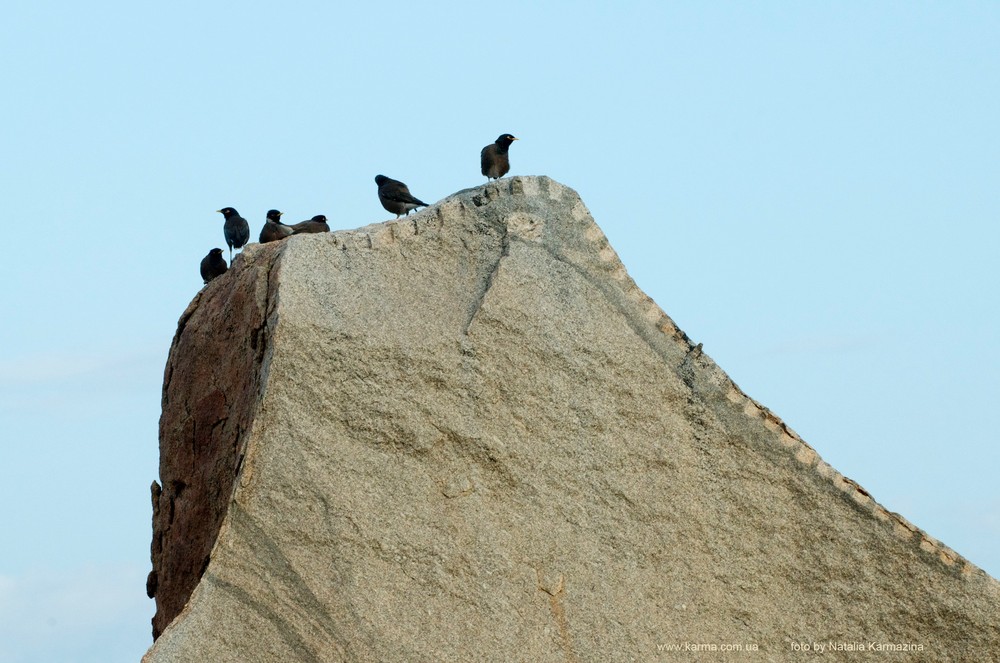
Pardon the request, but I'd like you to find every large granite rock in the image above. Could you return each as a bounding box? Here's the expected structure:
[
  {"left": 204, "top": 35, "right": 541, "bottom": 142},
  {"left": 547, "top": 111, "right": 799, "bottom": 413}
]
[{"left": 145, "top": 177, "right": 999, "bottom": 661}]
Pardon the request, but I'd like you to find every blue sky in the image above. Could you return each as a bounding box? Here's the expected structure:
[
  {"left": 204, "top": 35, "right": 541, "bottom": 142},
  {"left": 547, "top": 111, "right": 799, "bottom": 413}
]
[{"left": 1, "top": 2, "right": 997, "bottom": 660}]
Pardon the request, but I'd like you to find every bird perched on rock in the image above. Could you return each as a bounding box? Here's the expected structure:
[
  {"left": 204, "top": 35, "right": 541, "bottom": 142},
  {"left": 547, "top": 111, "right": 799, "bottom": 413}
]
[
  {"left": 200, "top": 248, "right": 228, "bottom": 284},
  {"left": 375, "top": 175, "right": 428, "bottom": 217},
  {"left": 481, "top": 133, "right": 518, "bottom": 180},
  {"left": 260, "top": 209, "right": 293, "bottom": 244},
  {"left": 289, "top": 215, "right": 330, "bottom": 234},
  {"left": 217, "top": 207, "right": 250, "bottom": 261}
]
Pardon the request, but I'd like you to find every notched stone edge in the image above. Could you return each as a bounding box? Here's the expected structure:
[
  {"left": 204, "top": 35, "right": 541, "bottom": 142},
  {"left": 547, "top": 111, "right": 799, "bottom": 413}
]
[{"left": 482, "top": 178, "right": 994, "bottom": 587}]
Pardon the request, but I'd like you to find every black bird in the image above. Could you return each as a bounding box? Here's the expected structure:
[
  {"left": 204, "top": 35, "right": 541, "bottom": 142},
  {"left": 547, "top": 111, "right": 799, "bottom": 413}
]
[
  {"left": 375, "top": 175, "right": 428, "bottom": 218},
  {"left": 260, "top": 209, "right": 293, "bottom": 244},
  {"left": 289, "top": 214, "right": 330, "bottom": 234},
  {"left": 200, "top": 248, "right": 228, "bottom": 284},
  {"left": 217, "top": 207, "right": 250, "bottom": 261},
  {"left": 481, "top": 133, "right": 518, "bottom": 180}
]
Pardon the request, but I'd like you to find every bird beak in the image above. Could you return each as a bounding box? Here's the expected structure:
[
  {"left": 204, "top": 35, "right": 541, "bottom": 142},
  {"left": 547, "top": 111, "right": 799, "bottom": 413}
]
[
  {"left": 215, "top": 209, "right": 222, "bottom": 213},
  {"left": 512, "top": 137, "right": 519, "bottom": 140}
]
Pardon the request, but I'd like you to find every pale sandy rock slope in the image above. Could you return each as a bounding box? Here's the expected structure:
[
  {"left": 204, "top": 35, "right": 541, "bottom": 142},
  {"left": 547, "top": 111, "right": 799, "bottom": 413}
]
[{"left": 145, "top": 177, "right": 998, "bottom": 662}]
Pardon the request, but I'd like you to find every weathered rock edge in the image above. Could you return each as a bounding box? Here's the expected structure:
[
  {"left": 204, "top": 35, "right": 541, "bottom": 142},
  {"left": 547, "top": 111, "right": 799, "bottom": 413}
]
[{"left": 145, "top": 176, "right": 999, "bottom": 661}]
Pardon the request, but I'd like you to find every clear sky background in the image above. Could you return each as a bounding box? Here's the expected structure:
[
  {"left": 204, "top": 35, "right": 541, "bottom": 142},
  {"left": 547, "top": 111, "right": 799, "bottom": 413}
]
[{"left": 1, "top": 2, "right": 997, "bottom": 661}]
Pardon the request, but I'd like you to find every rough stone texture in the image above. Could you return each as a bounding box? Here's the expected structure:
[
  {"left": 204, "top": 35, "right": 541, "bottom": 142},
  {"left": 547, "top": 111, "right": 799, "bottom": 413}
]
[{"left": 145, "top": 177, "right": 999, "bottom": 662}]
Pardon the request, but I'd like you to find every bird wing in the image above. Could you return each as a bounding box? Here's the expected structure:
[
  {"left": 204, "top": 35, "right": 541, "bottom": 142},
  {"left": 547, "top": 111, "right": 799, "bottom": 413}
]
[
  {"left": 481, "top": 144, "right": 496, "bottom": 172},
  {"left": 382, "top": 184, "right": 427, "bottom": 206},
  {"left": 226, "top": 216, "right": 251, "bottom": 245}
]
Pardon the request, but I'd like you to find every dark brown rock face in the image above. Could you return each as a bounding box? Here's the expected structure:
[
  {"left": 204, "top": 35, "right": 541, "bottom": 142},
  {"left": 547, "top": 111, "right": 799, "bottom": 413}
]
[{"left": 149, "top": 245, "right": 280, "bottom": 638}]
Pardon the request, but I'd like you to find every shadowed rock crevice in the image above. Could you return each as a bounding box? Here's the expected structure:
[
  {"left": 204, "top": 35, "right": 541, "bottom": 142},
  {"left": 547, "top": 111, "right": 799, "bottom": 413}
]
[
  {"left": 463, "top": 220, "right": 509, "bottom": 335},
  {"left": 145, "top": 176, "right": 999, "bottom": 662}
]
